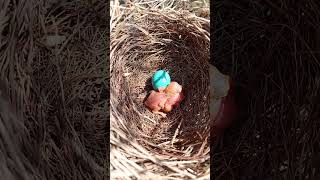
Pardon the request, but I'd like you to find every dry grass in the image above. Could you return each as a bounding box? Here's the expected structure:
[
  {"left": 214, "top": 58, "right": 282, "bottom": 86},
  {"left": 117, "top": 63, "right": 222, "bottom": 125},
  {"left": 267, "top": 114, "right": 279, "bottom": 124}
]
[
  {"left": 0, "top": 0, "right": 108, "bottom": 179},
  {"left": 2, "top": 0, "right": 319, "bottom": 179},
  {"left": 211, "top": 0, "right": 320, "bottom": 179},
  {"left": 110, "top": 0, "right": 211, "bottom": 179}
]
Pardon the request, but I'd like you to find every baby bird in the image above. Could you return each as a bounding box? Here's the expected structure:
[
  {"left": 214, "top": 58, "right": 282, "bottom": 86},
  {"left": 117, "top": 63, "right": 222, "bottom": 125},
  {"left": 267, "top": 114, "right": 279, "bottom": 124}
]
[
  {"left": 213, "top": 80, "right": 236, "bottom": 129},
  {"left": 163, "top": 82, "right": 185, "bottom": 112},
  {"left": 144, "top": 90, "right": 168, "bottom": 117},
  {"left": 164, "top": 81, "right": 182, "bottom": 95}
]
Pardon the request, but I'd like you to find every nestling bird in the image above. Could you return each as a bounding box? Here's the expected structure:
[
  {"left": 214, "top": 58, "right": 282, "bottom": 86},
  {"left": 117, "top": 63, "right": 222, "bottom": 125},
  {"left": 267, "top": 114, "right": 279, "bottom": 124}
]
[
  {"left": 209, "top": 64, "right": 236, "bottom": 134},
  {"left": 163, "top": 81, "right": 185, "bottom": 112},
  {"left": 144, "top": 90, "right": 168, "bottom": 117},
  {"left": 213, "top": 80, "right": 236, "bottom": 129},
  {"left": 164, "top": 81, "right": 182, "bottom": 95}
]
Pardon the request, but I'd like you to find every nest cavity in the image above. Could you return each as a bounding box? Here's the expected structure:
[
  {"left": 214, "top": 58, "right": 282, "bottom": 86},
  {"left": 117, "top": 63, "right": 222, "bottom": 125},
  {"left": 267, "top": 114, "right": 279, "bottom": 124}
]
[{"left": 111, "top": 8, "right": 210, "bottom": 178}]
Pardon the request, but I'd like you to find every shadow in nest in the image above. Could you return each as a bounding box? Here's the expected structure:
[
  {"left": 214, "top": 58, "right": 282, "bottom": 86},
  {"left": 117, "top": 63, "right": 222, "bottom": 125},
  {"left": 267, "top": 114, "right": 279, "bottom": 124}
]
[{"left": 211, "top": 0, "right": 320, "bottom": 179}]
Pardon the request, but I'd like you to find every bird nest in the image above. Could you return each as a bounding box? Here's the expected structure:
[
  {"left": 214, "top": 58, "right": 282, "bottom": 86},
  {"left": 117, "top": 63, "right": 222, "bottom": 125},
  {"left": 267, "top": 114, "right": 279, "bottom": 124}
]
[
  {"left": 111, "top": 5, "right": 210, "bottom": 179},
  {"left": 0, "top": 1, "right": 108, "bottom": 179}
]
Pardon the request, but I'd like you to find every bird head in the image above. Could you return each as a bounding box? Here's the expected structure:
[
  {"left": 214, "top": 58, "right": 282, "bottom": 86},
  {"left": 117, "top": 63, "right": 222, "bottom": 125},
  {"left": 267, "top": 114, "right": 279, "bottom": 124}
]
[{"left": 164, "top": 81, "right": 182, "bottom": 95}]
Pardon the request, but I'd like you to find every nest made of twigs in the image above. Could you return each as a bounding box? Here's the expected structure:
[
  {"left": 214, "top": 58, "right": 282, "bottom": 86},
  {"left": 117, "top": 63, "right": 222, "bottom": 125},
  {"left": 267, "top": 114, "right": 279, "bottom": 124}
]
[
  {"left": 211, "top": 1, "right": 320, "bottom": 179},
  {"left": 110, "top": 2, "right": 210, "bottom": 179},
  {"left": 0, "top": 1, "right": 108, "bottom": 179}
]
